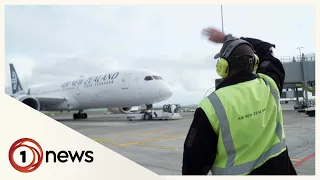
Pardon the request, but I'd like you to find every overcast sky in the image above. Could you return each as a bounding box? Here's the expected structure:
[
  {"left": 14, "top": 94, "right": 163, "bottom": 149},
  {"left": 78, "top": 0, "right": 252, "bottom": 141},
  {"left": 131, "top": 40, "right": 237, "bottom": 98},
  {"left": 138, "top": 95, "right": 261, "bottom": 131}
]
[{"left": 4, "top": 5, "right": 316, "bottom": 105}]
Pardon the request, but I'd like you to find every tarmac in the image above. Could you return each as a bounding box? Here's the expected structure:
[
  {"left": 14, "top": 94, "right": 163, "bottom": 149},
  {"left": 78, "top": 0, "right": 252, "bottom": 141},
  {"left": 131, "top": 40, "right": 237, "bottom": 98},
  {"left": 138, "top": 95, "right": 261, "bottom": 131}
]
[{"left": 55, "top": 110, "right": 315, "bottom": 175}]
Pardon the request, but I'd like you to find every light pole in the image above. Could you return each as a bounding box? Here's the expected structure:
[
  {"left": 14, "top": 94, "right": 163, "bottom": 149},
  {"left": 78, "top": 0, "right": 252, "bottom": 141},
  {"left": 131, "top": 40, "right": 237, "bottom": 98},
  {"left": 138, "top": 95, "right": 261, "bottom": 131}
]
[
  {"left": 221, "top": 5, "right": 224, "bottom": 33},
  {"left": 297, "top": 46, "right": 309, "bottom": 105},
  {"left": 297, "top": 47, "right": 303, "bottom": 61}
]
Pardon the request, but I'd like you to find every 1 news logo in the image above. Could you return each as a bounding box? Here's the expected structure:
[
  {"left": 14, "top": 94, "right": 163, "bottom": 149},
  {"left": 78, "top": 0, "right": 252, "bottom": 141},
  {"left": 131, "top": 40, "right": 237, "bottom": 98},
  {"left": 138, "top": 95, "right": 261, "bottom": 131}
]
[{"left": 8, "top": 138, "right": 94, "bottom": 173}]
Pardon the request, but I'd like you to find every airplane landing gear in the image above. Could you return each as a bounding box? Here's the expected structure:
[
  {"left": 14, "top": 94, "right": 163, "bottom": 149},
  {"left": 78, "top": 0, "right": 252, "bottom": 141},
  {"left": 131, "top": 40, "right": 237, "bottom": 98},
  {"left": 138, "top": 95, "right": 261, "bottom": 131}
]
[
  {"left": 143, "top": 104, "right": 153, "bottom": 120},
  {"left": 73, "top": 110, "right": 87, "bottom": 119}
]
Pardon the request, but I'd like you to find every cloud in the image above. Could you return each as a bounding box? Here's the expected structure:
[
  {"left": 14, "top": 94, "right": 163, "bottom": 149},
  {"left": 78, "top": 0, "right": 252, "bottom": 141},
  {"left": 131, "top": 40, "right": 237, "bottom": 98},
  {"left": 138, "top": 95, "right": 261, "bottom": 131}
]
[{"left": 5, "top": 5, "right": 316, "bottom": 104}]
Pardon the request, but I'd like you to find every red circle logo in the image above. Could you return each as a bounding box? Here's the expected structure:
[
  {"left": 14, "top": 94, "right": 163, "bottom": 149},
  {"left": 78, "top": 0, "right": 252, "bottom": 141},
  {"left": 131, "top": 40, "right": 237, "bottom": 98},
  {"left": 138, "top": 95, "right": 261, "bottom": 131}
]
[{"left": 8, "top": 138, "right": 43, "bottom": 173}]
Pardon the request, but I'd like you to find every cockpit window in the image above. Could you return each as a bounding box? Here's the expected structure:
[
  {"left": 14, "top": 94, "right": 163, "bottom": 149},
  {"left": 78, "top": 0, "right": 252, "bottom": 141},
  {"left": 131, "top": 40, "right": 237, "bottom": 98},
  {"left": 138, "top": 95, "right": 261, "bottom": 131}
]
[
  {"left": 152, "top": 76, "right": 162, "bottom": 80},
  {"left": 144, "top": 76, "right": 153, "bottom": 81}
]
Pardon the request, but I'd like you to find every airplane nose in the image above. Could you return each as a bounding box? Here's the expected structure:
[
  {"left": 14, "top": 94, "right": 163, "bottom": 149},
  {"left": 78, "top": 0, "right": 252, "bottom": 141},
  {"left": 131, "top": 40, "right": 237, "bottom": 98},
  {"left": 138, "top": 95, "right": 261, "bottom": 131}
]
[{"left": 159, "top": 85, "right": 173, "bottom": 100}]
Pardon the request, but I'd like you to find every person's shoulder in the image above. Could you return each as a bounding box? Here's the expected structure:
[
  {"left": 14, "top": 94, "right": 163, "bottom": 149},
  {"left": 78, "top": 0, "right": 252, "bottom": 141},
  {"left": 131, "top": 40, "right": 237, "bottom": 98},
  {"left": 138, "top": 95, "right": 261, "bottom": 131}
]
[{"left": 257, "top": 72, "right": 280, "bottom": 92}]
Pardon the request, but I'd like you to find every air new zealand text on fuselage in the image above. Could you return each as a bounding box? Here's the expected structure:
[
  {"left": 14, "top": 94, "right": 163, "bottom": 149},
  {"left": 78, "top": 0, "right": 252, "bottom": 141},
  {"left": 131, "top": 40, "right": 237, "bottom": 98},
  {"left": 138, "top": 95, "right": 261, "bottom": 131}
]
[{"left": 60, "top": 72, "right": 120, "bottom": 88}]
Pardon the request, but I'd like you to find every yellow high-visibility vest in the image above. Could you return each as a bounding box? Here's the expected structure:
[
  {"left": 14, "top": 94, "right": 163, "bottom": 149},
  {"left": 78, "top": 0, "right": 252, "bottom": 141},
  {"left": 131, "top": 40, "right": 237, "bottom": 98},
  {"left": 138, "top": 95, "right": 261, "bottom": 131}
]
[{"left": 199, "top": 73, "right": 286, "bottom": 175}]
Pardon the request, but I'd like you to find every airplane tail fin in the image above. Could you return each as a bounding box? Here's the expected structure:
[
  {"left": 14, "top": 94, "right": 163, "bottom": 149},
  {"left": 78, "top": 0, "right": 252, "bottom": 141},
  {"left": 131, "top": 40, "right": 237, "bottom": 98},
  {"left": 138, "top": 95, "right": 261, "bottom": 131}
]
[{"left": 9, "top": 63, "right": 25, "bottom": 95}]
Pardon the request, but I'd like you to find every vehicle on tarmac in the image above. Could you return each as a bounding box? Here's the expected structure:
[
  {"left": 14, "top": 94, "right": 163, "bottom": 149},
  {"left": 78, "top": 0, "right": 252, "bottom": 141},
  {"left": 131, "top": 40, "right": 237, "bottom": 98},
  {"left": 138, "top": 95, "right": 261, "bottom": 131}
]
[
  {"left": 305, "top": 106, "right": 315, "bottom": 117},
  {"left": 127, "top": 104, "right": 182, "bottom": 121}
]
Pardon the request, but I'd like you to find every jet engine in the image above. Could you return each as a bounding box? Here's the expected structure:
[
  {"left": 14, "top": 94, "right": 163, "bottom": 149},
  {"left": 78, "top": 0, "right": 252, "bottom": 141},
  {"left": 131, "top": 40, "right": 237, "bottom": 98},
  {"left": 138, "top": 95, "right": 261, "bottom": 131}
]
[
  {"left": 15, "top": 95, "right": 41, "bottom": 111},
  {"left": 108, "top": 107, "right": 132, "bottom": 114}
]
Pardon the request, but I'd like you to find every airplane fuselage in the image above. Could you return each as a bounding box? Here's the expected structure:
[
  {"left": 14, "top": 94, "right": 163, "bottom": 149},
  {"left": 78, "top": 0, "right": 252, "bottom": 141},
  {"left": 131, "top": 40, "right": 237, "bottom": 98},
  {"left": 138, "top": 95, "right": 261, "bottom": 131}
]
[{"left": 25, "top": 69, "right": 173, "bottom": 111}]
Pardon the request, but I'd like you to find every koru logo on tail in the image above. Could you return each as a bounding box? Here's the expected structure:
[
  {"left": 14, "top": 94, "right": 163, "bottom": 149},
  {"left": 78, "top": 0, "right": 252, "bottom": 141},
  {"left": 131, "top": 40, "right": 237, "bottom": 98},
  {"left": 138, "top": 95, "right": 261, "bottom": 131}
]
[{"left": 11, "top": 71, "right": 18, "bottom": 91}]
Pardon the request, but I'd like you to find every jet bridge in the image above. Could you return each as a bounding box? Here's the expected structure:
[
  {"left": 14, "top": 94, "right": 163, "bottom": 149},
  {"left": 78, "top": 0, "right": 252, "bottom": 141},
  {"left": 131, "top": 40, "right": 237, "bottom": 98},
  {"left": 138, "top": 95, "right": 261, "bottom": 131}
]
[{"left": 279, "top": 53, "right": 315, "bottom": 102}]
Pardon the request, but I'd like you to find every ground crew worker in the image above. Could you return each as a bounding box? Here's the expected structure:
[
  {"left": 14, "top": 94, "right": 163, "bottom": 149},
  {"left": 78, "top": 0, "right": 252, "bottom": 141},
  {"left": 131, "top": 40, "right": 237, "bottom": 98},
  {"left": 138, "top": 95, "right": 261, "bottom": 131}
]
[{"left": 182, "top": 27, "right": 297, "bottom": 175}]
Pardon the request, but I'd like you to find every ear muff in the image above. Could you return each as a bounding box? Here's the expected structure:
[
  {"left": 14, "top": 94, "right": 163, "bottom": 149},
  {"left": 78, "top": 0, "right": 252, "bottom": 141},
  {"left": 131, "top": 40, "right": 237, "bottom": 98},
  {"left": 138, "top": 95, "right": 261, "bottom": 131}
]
[
  {"left": 216, "top": 58, "right": 229, "bottom": 79},
  {"left": 215, "top": 38, "right": 260, "bottom": 78},
  {"left": 252, "top": 54, "right": 260, "bottom": 72}
]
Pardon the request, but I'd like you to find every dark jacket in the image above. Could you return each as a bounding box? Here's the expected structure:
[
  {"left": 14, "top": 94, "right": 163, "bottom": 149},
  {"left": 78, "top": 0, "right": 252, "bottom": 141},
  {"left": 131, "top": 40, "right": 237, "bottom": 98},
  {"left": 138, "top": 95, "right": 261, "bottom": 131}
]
[{"left": 182, "top": 37, "right": 297, "bottom": 175}]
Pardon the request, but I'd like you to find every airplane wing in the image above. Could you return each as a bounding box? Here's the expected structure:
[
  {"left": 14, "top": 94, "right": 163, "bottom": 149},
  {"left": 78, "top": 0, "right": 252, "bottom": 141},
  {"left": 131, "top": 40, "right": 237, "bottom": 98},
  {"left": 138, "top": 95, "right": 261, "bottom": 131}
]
[{"left": 32, "top": 94, "right": 67, "bottom": 105}]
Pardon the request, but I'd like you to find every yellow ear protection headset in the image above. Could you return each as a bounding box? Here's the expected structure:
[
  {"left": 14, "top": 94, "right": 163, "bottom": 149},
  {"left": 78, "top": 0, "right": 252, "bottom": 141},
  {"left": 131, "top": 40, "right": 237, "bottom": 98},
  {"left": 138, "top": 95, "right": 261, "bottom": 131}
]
[{"left": 215, "top": 38, "right": 260, "bottom": 79}]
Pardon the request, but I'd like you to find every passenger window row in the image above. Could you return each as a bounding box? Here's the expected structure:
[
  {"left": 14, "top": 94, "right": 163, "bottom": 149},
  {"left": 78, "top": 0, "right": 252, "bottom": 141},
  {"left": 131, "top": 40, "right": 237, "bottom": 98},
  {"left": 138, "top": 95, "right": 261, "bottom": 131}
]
[{"left": 144, "top": 76, "right": 163, "bottom": 81}]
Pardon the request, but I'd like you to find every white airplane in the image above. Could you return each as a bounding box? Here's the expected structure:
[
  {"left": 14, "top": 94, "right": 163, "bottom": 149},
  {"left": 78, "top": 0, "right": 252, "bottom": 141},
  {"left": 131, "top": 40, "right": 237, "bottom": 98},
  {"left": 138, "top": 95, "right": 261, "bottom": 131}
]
[{"left": 8, "top": 63, "right": 173, "bottom": 119}]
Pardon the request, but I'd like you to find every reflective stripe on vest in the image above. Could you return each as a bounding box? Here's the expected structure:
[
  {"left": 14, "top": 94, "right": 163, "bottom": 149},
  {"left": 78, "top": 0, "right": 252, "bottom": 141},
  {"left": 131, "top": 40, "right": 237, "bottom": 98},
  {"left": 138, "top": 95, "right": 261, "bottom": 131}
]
[{"left": 208, "top": 77, "right": 286, "bottom": 175}]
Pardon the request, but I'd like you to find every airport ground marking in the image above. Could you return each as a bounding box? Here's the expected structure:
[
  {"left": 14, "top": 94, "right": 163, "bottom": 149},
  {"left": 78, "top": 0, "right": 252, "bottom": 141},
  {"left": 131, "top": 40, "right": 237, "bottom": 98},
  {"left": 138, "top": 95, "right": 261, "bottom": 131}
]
[
  {"left": 116, "top": 134, "right": 186, "bottom": 147},
  {"left": 138, "top": 144, "right": 178, "bottom": 151},
  {"left": 91, "top": 131, "right": 183, "bottom": 147},
  {"left": 290, "top": 158, "right": 301, "bottom": 162},
  {"left": 107, "top": 130, "right": 169, "bottom": 139},
  {"left": 92, "top": 138, "right": 119, "bottom": 145},
  {"left": 293, "top": 152, "right": 315, "bottom": 168},
  {"left": 92, "top": 138, "right": 104, "bottom": 142}
]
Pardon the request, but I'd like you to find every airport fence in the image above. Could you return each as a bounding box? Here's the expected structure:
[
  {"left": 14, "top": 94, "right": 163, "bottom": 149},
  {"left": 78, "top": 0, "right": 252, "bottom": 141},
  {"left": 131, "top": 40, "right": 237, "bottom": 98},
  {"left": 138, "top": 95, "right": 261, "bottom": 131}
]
[{"left": 278, "top": 53, "right": 315, "bottom": 63}]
